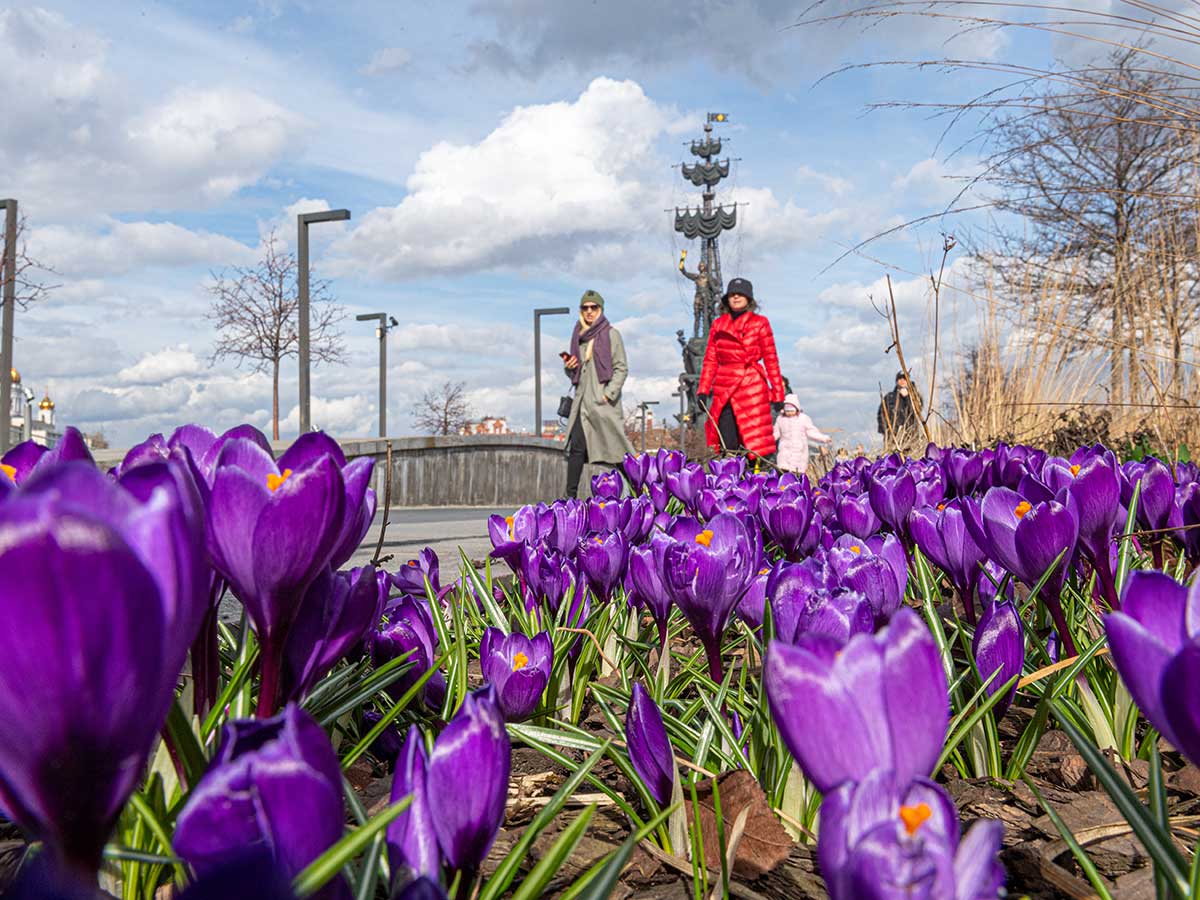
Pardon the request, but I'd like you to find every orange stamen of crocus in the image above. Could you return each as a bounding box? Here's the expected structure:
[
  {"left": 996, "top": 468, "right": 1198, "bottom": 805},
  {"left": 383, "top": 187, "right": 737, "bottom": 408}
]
[
  {"left": 899, "top": 803, "right": 932, "bottom": 836},
  {"left": 1015, "top": 500, "right": 1032, "bottom": 519},
  {"left": 695, "top": 530, "right": 714, "bottom": 547},
  {"left": 505, "top": 515, "right": 514, "bottom": 538},
  {"left": 0, "top": 463, "right": 15, "bottom": 483},
  {"left": 1070, "top": 464, "right": 1081, "bottom": 476},
  {"left": 266, "top": 469, "right": 294, "bottom": 492},
  {"left": 512, "top": 652, "right": 529, "bottom": 671}
]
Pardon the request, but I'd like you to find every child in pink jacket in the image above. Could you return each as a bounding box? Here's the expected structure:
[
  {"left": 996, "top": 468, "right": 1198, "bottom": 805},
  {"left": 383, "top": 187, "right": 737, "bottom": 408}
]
[{"left": 773, "top": 393, "right": 832, "bottom": 474}]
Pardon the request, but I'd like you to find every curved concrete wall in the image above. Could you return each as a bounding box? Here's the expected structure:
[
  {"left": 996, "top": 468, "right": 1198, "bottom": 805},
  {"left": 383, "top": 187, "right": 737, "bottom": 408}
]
[{"left": 95, "top": 434, "right": 575, "bottom": 506}]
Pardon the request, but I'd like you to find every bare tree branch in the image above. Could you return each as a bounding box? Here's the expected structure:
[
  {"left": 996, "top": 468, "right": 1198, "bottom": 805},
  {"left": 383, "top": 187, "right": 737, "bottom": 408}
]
[
  {"left": 206, "top": 228, "right": 346, "bottom": 439},
  {"left": 1, "top": 214, "right": 60, "bottom": 310},
  {"left": 411, "top": 381, "right": 472, "bottom": 435}
]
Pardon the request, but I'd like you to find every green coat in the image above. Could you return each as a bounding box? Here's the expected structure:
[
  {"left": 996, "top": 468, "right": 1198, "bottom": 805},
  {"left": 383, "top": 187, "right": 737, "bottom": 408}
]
[{"left": 564, "top": 327, "right": 635, "bottom": 466}]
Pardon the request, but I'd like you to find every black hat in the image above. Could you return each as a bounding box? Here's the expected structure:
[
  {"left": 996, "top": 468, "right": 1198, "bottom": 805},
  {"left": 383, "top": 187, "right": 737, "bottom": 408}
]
[
  {"left": 895, "top": 371, "right": 908, "bottom": 383},
  {"left": 723, "top": 277, "right": 754, "bottom": 301}
]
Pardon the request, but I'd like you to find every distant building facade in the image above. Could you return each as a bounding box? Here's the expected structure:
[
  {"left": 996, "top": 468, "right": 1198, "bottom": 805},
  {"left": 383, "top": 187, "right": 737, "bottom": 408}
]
[
  {"left": 460, "top": 415, "right": 511, "bottom": 436},
  {"left": 8, "top": 368, "right": 62, "bottom": 448}
]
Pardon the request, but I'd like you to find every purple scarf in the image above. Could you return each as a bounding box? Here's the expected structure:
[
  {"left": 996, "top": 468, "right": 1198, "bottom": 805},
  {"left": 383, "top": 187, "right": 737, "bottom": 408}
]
[{"left": 568, "top": 315, "right": 614, "bottom": 386}]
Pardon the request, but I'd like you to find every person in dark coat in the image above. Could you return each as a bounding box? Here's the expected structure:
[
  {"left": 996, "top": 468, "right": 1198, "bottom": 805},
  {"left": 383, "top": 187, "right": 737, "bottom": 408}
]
[
  {"left": 876, "top": 371, "right": 922, "bottom": 446},
  {"left": 696, "top": 277, "right": 785, "bottom": 459}
]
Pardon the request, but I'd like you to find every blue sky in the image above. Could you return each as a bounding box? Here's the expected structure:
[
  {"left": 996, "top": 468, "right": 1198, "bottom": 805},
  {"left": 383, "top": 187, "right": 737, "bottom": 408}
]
[{"left": 2, "top": 1, "right": 1123, "bottom": 448}]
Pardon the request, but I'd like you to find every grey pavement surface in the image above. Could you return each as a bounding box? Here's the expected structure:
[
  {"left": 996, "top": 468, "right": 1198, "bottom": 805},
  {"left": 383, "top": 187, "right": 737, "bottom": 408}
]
[{"left": 349, "top": 506, "right": 511, "bottom": 571}]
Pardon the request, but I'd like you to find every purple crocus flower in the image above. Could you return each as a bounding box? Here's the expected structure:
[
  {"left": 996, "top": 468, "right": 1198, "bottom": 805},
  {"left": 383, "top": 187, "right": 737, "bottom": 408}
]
[
  {"left": 626, "top": 683, "right": 674, "bottom": 806},
  {"left": 655, "top": 449, "right": 685, "bottom": 481},
  {"left": 765, "top": 608, "right": 949, "bottom": 792},
  {"left": 766, "top": 556, "right": 833, "bottom": 643},
  {"left": 664, "top": 513, "right": 757, "bottom": 680},
  {"left": 909, "top": 500, "right": 987, "bottom": 624},
  {"left": 760, "top": 488, "right": 815, "bottom": 560},
  {"left": 174, "top": 704, "right": 348, "bottom": 900},
  {"left": 1105, "top": 571, "right": 1200, "bottom": 766},
  {"left": 787, "top": 588, "right": 876, "bottom": 646},
  {"left": 828, "top": 535, "right": 906, "bottom": 626},
  {"left": 520, "top": 544, "right": 580, "bottom": 616},
  {"left": 486, "top": 503, "right": 551, "bottom": 570},
  {"left": 206, "top": 436, "right": 364, "bottom": 715},
  {"left": 973, "top": 598, "right": 1024, "bottom": 717},
  {"left": 387, "top": 726, "right": 440, "bottom": 880},
  {"left": 577, "top": 530, "right": 630, "bottom": 603},
  {"left": 1132, "top": 458, "right": 1175, "bottom": 567},
  {"left": 735, "top": 565, "right": 772, "bottom": 631},
  {"left": 868, "top": 467, "right": 916, "bottom": 538},
  {"left": 665, "top": 463, "right": 706, "bottom": 510},
  {"left": 946, "top": 448, "right": 984, "bottom": 497},
  {"left": 546, "top": 500, "right": 588, "bottom": 555},
  {"left": 283, "top": 566, "right": 387, "bottom": 701},
  {"left": 278, "top": 432, "right": 377, "bottom": 569},
  {"left": 818, "top": 768, "right": 1005, "bottom": 900},
  {"left": 391, "top": 548, "right": 444, "bottom": 601},
  {"left": 647, "top": 482, "right": 671, "bottom": 513},
  {"left": 836, "top": 491, "right": 881, "bottom": 539},
  {"left": 394, "top": 877, "right": 449, "bottom": 900},
  {"left": 372, "top": 597, "right": 444, "bottom": 708},
  {"left": 425, "top": 688, "right": 511, "bottom": 873},
  {"left": 1064, "top": 449, "right": 1122, "bottom": 609},
  {"left": 708, "top": 456, "right": 746, "bottom": 484},
  {"left": 480, "top": 628, "right": 553, "bottom": 720},
  {"left": 978, "top": 486, "right": 1079, "bottom": 654},
  {"left": 0, "top": 462, "right": 203, "bottom": 880},
  {"left": 622, "top": 453, "right": 657, "bottom": 493},
  {"left": 0, "top": 426, "right": 93, "bottom": 488},
  {"left": 628, "top": 534, "right": 674, "bottom": 649},
  {"left": 591, "top": 469, "right": 624, "bottom": 500}
]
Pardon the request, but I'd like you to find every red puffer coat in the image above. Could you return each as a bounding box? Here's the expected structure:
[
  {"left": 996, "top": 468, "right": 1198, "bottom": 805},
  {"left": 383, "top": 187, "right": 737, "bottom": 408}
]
[{"left": 697, "top": 311, "right": 785, "bottom": 458}]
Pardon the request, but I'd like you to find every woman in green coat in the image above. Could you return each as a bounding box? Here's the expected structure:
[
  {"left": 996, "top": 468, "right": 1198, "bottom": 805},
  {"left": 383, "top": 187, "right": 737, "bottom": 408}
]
[{"left": 563, "top": 290, "right": 635, "bottom": 498}]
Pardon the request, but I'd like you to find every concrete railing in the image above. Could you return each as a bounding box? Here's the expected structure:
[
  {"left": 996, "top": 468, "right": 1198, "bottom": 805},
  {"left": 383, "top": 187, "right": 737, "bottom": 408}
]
[{"left": 94, "top": 434, "right": 573, "bottom": 506}]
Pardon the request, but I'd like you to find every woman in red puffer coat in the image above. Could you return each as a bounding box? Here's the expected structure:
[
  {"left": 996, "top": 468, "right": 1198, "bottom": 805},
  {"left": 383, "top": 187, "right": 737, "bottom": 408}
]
[{"left": 696, "top": 277, "right": 785, "bottom": 459}]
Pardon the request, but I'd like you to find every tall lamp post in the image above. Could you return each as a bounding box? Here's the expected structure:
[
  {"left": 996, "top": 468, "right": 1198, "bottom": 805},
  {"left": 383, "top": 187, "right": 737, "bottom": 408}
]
[
  {"left": 533, "top": 306, "right": 570, "bottom": 436},
  {"left": 297, "top": 208, "right": 351, "bottom": 434},
  {"left": 0, "top": 199, "right": 17, "bottom": 453},
  {"left": 356, "top": 313, "right": 398, "bottom": 438},
  {"left": 637, "top": 400, "right": 660, "bottom": 453}
]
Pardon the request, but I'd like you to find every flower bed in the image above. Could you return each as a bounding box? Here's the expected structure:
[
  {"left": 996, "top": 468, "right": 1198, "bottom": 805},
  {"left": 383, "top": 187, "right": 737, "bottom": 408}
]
[{"left": 1, "top": 427, "right": 1197, "bottom": 899}]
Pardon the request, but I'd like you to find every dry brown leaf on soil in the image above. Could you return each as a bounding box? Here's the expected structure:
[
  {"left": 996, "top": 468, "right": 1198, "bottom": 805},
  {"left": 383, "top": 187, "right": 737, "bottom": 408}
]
[{"left": 683, "top": 769, "right": 794, "bottom": 879}]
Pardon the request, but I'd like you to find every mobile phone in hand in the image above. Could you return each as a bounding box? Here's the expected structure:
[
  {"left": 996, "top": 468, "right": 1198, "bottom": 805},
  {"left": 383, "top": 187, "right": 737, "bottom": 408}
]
[{"left": 559, "top": 351, "right": 570, "bottom": 360}]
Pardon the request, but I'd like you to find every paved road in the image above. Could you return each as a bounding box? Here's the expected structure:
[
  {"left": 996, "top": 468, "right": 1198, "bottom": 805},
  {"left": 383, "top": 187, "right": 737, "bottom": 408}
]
[{"left": 347, "top": 506, "right": 512, "bottom": 572}]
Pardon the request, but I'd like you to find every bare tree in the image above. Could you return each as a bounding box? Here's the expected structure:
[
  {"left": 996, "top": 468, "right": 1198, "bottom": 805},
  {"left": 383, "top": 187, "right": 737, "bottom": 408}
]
[
  {"left": 411, "top": 381, "right": 472, "bottom": 435},
  {"left": 207, "top": 228, "right": 346, "bottom": 439},
  {"left": 1, "top": 214, "right": 59, "bottom": 309},
  {"left": 973, "top": 48, "right": 1200, "bottom": 405}
]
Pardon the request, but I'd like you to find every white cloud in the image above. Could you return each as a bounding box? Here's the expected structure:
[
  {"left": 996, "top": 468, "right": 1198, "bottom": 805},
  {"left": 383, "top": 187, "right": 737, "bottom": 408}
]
[
  {"left": 280, "top": 394, "right": 375, "bottom": 436},
  {"left": 336, "top": 77, "right": 674, "bottom": 278},
  {"left": 116, "top": 346, "right": 203, "bottom": 385},
  {"left": 30, "top": 220, "right": 257, "bottom": 277},
  {"left": 796, "top": 164, "right": 853, "bottom": 197},
  {"left": 0, "top": 8, "right": 307, "bottom": 216},
  {"left": 362, "top": 47, "right": 413, "bottom": 76},
  {"left": 891, "top": 157, "right": 982, "bottom": 207}
]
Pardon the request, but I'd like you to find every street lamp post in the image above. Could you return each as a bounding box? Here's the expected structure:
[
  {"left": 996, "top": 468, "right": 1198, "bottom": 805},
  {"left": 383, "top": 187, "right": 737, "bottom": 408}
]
[
  {"left": 533, "top": 306, "right": 570, "bottom": 436},
  {"left": 297, "top": 208, "right": 351, "bottom": 434},
  {"left": 638, "top": 400, "right": 660, "bottom": 453},
  {"left": 356, "top": 313, "right": 398, "bottom": 438},
  {"left": 1, "top": 199, "right": 16, "bottom": 453},
  {"left": 21, "top": 387, "right": 34, "bottom": 442}
]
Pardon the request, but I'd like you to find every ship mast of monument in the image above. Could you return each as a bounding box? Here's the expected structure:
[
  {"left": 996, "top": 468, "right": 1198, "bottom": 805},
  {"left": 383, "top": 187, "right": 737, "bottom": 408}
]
[
  {"left": 674, "top": 112, "right": 736, "bottom": 439},
  {"left": 675, "top": 111, "right": 736, "bottom": 341}
]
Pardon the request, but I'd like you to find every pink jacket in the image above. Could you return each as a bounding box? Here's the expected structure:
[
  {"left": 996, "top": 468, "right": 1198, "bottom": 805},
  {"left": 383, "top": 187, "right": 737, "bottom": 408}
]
[{"left": 773, "top": 394, "right": 831, "bottom": 473}]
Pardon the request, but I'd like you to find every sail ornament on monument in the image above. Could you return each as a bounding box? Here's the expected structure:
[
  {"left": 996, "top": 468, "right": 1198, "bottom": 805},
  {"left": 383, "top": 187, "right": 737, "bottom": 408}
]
[{"left": 674, "top": 111, "right": 737, "bottom": 443}]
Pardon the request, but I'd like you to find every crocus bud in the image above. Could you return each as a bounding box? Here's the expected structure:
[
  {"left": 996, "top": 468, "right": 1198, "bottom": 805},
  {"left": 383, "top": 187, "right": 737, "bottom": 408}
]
[
  {"left": 626, "top": 682, "right": 674, "bottom": 806},
  {"left": 174, "top": 705, "right": 348, "bottom": 900},
  {"left": 426, "top": 688, "right": 510, "bottom": 872}
]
